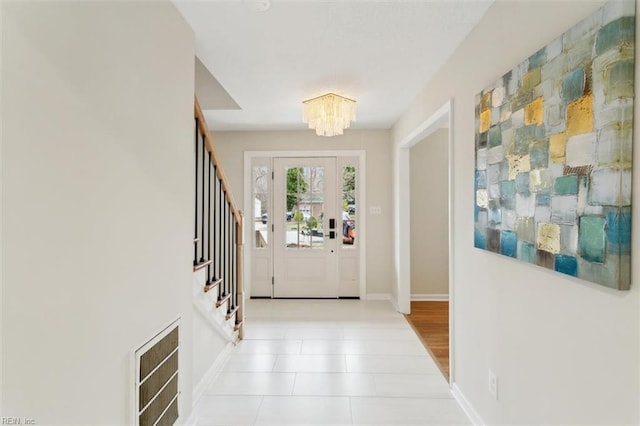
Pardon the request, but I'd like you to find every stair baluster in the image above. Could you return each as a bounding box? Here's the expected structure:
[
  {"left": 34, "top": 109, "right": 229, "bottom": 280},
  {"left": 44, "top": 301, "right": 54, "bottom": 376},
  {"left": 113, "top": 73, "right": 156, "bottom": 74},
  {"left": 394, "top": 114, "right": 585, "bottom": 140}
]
[
  {"left": 193, "top": 118, "right": 199, "bottom": 266},
  {"left": 199, "top": 133, "right": 206, "bottom": 264},
  {"left": 231, "top": 216, "right": 236, "bottom": 311},
  {"left": 233, "top": 220, "right": 238, "bottom": 311},
  {"left": 218, "top": 177, "right": 223, "bottom": 300},
  {"left": 228, "top": 207, "right": 233, "bottom": 315},
  {"left": 223, "top": 192, "right": 228, "bottom": 298},
  {"left": 206, "top": 151, "right": 212, "bottom": 285}
]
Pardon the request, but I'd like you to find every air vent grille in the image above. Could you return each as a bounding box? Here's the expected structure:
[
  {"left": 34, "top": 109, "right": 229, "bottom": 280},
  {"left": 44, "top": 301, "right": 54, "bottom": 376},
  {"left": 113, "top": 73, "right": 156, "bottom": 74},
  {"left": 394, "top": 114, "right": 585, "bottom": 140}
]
[{"left": 135, "top": 319, "right": 180, "bottom": 426}]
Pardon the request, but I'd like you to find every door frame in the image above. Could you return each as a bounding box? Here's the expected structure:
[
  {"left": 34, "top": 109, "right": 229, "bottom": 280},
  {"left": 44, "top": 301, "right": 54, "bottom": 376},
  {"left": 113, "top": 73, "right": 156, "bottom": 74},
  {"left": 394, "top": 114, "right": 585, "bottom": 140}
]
[
  {"left": 394, "top": 99, "right": 455, "bottom": 383},
  {"left": 244, "top": 150, "right": 367, "bottom": 299}
]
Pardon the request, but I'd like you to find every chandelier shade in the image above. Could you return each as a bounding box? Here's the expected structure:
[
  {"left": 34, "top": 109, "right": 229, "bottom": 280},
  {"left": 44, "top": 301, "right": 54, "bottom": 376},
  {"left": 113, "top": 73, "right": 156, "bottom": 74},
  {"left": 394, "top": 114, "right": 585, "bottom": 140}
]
[{"left": 302, "top": 93, "right": 356, "bottom": 137}]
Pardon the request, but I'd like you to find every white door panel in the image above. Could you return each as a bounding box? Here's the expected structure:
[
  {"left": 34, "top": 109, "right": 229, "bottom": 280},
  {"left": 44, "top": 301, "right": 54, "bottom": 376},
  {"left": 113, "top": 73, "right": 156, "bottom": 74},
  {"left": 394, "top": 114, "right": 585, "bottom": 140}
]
[{"left": 273, "top": 157, "right": 338, "bottom": 298}]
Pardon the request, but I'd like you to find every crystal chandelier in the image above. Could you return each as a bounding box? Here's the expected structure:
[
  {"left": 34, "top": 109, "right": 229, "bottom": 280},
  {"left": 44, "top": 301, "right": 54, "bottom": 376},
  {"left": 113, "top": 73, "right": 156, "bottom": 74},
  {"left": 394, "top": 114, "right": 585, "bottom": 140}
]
[{"left": 302, "top": 93, "right": 356, "bottom": 137}]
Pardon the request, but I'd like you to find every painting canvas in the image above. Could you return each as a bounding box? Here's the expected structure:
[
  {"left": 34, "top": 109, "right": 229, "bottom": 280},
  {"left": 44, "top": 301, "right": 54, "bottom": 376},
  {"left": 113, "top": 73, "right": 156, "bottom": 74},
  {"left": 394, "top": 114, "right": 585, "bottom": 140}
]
[{"left": 474, "top": 1, "right": 635, "bottom": 290}]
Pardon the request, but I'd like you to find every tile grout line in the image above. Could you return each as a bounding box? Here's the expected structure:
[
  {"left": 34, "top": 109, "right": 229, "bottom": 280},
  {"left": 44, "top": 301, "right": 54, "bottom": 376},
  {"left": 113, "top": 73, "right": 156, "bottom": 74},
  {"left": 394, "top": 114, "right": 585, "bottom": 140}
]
[
  {"left": 251, "top": 395, "right": 265, "bottom": 426},
  {"left": 291, "top": 372, "right": 298, "bottom": 396},
  {"left": 348, "top": 395, "right": 354, "bottom": 425}
]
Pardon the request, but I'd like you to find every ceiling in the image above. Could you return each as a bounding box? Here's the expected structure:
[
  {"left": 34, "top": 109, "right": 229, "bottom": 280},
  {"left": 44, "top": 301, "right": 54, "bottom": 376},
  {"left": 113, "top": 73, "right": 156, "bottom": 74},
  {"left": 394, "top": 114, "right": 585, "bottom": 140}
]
[{"left": 174, "top": 0, "right": 493, "bottom": 132}]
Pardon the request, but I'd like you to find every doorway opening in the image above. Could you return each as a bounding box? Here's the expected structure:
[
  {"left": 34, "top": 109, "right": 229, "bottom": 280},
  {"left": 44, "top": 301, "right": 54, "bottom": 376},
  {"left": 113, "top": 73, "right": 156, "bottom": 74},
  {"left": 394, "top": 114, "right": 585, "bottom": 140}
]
[
  {"left": 406, "top": 127, "right": 450, "bottom": 378},
  {"left": 394, "top": 100, "right": 454, "bottom": 383}
]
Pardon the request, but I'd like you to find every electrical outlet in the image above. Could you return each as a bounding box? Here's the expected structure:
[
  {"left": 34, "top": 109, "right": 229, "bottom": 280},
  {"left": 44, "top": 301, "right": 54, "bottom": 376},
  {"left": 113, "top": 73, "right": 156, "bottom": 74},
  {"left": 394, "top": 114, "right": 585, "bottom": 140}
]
[{"left": 488, "top": 370, "right": 498, "bottom": 400}]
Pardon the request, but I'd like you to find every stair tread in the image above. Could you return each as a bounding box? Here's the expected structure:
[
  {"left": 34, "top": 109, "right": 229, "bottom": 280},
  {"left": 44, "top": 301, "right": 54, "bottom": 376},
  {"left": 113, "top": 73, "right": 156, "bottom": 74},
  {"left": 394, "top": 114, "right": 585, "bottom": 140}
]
[
  {"left": 193, "top": 259, "right": 213, "bottom": 272},
  {"left": 225, "top": 305, "right": 239, "bottom": 320},
  {"left": 216, "top": 292, "right": 232, "bottom": 308},
  {"left": 203, "top": 278, "right": 223, "bottom": 293}
]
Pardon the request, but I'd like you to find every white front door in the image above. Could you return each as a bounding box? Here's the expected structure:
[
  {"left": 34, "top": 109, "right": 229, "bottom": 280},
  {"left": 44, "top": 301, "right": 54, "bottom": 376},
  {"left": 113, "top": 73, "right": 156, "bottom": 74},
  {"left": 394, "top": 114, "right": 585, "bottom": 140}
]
[{"left": 273, "top": 157, "right": 339, "bottom": 298}]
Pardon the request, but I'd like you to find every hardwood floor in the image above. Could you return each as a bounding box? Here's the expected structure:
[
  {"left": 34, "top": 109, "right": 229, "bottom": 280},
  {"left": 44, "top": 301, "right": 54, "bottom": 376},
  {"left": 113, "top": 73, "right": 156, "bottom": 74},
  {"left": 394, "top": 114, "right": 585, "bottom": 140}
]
[{"left": 404, "top": 301, "right": 449, "bottom": 380}]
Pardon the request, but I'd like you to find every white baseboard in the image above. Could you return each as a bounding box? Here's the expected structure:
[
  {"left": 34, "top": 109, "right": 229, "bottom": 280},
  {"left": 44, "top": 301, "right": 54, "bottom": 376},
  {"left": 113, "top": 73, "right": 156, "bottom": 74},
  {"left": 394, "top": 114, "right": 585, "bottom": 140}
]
[
  {"left": 366, "top": 293, "right": 391, "bottom": 301},
  {"left": 366, "top": 293, "right": 399, "bottom": 311},
  {"left": 411, "top": 293, "right": 449, "bottom": 301},
  {"left": 451, "top": 382, "right": 485, "bottom": 426}
]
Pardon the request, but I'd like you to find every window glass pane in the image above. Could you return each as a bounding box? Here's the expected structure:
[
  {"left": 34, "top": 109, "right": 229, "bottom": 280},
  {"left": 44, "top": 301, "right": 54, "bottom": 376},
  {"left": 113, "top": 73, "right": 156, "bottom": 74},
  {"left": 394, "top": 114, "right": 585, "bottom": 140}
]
[
  {"left": 286, "top": 166, "right": 325, "bottom": 249},
  {"left": 342, "top": 165, "right": 356, "bottom": 247},
  {"left": 253, "top": 166, "right": 269, "bottom": 248}
]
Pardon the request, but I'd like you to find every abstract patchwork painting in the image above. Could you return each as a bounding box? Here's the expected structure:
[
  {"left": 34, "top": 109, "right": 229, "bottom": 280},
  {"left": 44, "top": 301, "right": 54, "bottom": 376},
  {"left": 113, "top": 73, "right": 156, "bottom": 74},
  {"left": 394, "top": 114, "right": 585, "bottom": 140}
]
[{"left": 474, "top": 1, "right": 634, "bottom": 290}]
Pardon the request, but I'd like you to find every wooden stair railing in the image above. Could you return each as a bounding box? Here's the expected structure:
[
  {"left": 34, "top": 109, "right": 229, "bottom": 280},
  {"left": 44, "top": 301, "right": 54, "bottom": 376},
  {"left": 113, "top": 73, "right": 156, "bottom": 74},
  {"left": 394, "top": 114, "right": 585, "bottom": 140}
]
[{"left": 193, "top": 96, "right": 244, "bottom": 339}]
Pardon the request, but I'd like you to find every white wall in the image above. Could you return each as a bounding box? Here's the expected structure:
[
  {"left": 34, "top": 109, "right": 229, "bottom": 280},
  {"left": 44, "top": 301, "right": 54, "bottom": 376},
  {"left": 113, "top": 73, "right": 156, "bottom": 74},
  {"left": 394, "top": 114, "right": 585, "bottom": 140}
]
[
  {"left": 393, "top": 1, "right": 639, "bottom": 424},
  {"left": 212, "top": 130, "right": 394, "bottom": 296},
  {"left": 191, "top": 271, "right": 233, "bottom": 399},
  {"left": 2, "top": 2, "right": 195, "bottom": 423},
  {"left": 192, "top": 309, "right": 228, "bottom": 388},
  {"left": 410, "top": 128, "right": 449, "bottom": 296}
]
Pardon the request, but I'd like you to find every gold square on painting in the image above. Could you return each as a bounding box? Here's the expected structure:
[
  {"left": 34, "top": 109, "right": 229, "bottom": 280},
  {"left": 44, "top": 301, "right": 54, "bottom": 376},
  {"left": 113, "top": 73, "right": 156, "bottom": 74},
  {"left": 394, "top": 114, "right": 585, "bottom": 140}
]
[
  {"left": 507, "top": 154, "right": 531, "bottom": 180},
  {"left": 525, "top": 97, "right": 544, "bottom": 126},
  {"left": 566, "top": 94, "right": 594, "bottom": 137},
  {"left": 549, "top": 132, "right": 567, "bottom": 163},
  {"left": 481, "top": 92, "right": 492, "bottom": 111},
  {"left": 479, "top": 109, "right": 492, "bottom": 133},
  {"left": 537, "top": 223, "right": 561, "bottom": 254}
]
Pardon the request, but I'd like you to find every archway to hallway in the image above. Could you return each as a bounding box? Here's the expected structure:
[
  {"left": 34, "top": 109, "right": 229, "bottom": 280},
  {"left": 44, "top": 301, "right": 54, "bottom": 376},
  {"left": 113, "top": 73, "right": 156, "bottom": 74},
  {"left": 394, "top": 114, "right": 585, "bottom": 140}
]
[
  {"left": 405, "top": 127, "right": 451, "bottom": 379},
  {"left": 394, "top": 100, "right": 454, "bottom": 383}
]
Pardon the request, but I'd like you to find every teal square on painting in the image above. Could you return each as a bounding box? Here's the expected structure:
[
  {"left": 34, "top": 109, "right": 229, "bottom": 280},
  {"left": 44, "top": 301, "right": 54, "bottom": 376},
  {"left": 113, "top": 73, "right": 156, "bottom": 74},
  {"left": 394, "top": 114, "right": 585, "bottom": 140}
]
[
  {"left": 561, "top": 67, "right": 585, "bottom": 103},
  {"left": 474, "top": 228, "right": 486, "bottom": 249},
  {"left": 554, "top": 175, "right": 579, "bottom": 195},
  {"left": 605, "top": 207, "right": 631, "bottom": 254},
  {"left": 489, "top": 126, "right": 502, "bottom": 147},
  {"left": 536, "top": 190, "right": 551, "bottom": 206},
  {"left": 500, "top": 180, "right": 516, "bottom": 199},
  {"left": 530, "top": 140, "right": 549, "bottom": 169},
  {"left": 517, "top": 241, "right": 536, "bottom": 263},
  {"left": 500, "top": 230, "right": 517, "bottom": 258},
  {"left": 476, "top": 170, "right": 487, "bottom": 189},
  {"left": 500, "top": 180, "right": 516, "bottom": 209},
  {"left": 555, "top": 254, "right": 578, "bottom": 276},
  {"left": 579, "top": 216, "right": 606, "bottom": 263},
  {"left": 596, "top": 16, "right": 636, "bottom": 55},
  {"left": 515, "top": 173, "right": 530, "bottom": 194},
  {"left": 528, "top": 47, "right": 547, "bottom": 69}
]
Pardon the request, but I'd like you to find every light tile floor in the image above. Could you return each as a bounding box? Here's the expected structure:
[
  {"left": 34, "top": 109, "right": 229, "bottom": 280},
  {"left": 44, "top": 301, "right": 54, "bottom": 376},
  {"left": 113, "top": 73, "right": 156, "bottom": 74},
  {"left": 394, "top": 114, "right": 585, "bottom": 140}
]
[{"left": 192, "top": 299, "right": 470, "bottom": 426}]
